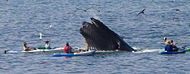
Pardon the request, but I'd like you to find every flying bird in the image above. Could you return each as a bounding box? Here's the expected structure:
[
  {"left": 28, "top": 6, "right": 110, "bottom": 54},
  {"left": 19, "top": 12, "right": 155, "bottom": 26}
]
[
  {"left": 76, "top": 8, "right": 91, "bottom": 12},
  {"left": 138, "top": 9, "right": 146, "bottom": 15}
]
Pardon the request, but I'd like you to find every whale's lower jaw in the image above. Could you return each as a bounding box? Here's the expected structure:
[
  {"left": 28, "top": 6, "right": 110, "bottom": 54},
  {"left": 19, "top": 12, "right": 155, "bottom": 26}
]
[{"left": 79, "top": 18, "right": 135, "bottom": 52}]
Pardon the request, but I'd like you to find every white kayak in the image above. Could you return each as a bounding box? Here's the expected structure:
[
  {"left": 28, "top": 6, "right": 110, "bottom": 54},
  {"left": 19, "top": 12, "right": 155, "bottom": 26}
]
[
  {"left": 52, "top": 50, "right": 96, "bottom": 57},
  {"left": 4, "top": 48, "right": 65, "bottom": 54}
]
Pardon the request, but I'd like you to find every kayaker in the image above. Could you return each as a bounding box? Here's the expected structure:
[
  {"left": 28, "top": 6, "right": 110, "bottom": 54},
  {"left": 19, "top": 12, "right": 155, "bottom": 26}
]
[
  {"left": 64, "top": 42, "right": 73, "bottom": 53},
  {"left": 23, "top": 42, "right": 36, "bottom": 51},
  {"left": 170, "top": 40, "right": 179, "bottom": 51},
  {"left": 44, "top": 41, "right": 51, "bottom": 49},
  {"left": 164, "top": 40, "right": 172, "bottom": 52},
  {"left": 163, "top": 37, "right": 167, "bottom": 43},
  {"left": 164, "top": 37, "right": 181, "bottom": 51}
]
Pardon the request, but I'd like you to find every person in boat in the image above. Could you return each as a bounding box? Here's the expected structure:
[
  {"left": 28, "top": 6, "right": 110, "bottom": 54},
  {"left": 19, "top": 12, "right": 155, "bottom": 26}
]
[
  {"left": 164, "top": 40, "right": 172, "bottom": 52},
  {"left": 23, "top": 42, "right": 36, "bottom": 51},
  {"left": 170, "top": 40, "right": 179, "bottom": 51},
  {"left": 44, "top": 41, "right": 51, "bottom": 49},
  {"left": 64, "top": 42, "right": 74, "bottom": 53},
  {"left": 163, "top": 37, "right": 167, "bottom": 44},
  {"left": 163, "top": 37, "right": 180, "bottom": 51}
]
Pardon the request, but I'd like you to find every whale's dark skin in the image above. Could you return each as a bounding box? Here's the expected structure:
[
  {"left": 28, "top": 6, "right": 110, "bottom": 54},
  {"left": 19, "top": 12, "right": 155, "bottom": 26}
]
[{"left": 79, "top": 18, "right": 135, "bottom": 52}]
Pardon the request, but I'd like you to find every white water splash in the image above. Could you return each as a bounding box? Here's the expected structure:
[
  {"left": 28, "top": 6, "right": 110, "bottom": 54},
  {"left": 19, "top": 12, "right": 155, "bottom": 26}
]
[
  {"left": 72, "top": 46, "right": 164, "bottom": 53},
  {"left": 133, "top": 49, "right": 164, "bottom": 53}
]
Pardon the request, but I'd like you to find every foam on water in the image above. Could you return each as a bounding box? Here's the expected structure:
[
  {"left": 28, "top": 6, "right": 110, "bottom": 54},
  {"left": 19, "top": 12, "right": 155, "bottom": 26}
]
[{"left": 133, "top": 49, "right": 164, "bottom": 53}]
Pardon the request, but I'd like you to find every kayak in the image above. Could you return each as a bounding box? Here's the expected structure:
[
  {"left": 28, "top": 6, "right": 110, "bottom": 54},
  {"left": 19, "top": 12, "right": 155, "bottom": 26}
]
[
  {"left": 37, "top": 46, "right": 47, "bottom": 49},
  {"left": 185, "top": 48, "right": 190, "bottom": 52},
  {"left": 52, "top": 50, "right": 96, "bottom": 57},
  {"left": 4, "top": 48, "right": 65, "bottom": 54},
  {"left": 159, "top": 50, "right": 185, "bottom": 54},
  {"left": 4, "top": 47, "right": 81, "bottom": 54}
]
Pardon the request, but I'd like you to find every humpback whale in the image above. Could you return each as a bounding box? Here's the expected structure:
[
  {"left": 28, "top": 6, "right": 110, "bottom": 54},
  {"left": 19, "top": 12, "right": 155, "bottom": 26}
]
[{"left": 79, "top": 18, "right": 135, "bottom": 52}]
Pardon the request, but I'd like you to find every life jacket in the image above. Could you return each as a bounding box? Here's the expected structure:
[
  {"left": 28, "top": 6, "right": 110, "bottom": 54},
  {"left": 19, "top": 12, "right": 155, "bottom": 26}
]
[
  {"left": 64, "top": 46, "right": 72, "bottom": 53},
  {"left": 165, "top": 45, "right": 172, "bottom": 52}
]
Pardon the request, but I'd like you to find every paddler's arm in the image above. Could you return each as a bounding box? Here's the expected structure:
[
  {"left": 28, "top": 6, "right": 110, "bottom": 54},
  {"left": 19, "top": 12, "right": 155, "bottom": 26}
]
[
  {"left": 71, "top": 47, "right": 78, "bottom": 53},
  {"left": 27, "top": 47, "right": 36, "bottom": 50}
]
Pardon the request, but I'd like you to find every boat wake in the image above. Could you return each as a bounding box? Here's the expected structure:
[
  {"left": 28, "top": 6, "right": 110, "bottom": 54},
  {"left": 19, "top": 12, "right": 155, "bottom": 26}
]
[
  {"left": 4, "top": 47, "right": 164, "bottom": 54},
  {"left": 74, "top": 47, "right": 164, "bottom": 53},
  {"left": 133, "top": 49, "right": 164, "bottom": 53},
  {"left": 131, "top": 47, "right": 164, "bottom": 53}
]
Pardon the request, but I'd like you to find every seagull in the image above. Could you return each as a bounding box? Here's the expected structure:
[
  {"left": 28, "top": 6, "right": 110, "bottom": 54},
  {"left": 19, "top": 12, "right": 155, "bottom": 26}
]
[
  {"left": 49, "top": 24, "right": 53, "bottom": 28},
  {"left": 175, "top": 9, "right": 180, "bottom": 12},
  {"left": 138, "top": 9, "right": 146, "bottom": 15},
  {"left": 76, "top": 8, "right": 91, "bottom": 12},
  {"left": 40, "top": 32, "right": 42, "bottom": 39}
]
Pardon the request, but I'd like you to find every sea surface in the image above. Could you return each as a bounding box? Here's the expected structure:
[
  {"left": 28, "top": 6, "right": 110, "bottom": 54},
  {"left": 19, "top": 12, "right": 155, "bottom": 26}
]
[{"left": 0, "top": 0, "right": 190, "bottom": 74}]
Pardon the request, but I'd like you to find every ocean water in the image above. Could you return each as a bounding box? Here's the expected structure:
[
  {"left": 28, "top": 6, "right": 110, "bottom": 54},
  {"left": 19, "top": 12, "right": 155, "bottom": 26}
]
[{"left": 0, "top": 0, "right": 190, "bottom": 73}]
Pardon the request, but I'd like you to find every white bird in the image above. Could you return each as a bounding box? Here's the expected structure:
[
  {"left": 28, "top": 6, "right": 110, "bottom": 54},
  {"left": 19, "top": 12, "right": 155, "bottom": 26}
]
[
  {"left": 49, "top": 24, "right": 53, "bottom": 28},
  {"left": 40, "top": 32, "right": 42, "bottom": 39}
]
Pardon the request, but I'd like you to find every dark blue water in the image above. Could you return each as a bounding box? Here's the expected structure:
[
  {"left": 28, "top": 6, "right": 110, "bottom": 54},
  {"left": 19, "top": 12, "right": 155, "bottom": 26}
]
[{"left": 0, "top": 0, "right": 190, "bottom": 73}]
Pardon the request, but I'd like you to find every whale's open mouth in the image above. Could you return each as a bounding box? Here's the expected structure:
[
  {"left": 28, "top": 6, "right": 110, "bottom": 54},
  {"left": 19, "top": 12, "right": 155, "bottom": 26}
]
[{"left": 79, "top": 18, "right": 135, "bottom": 52}]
